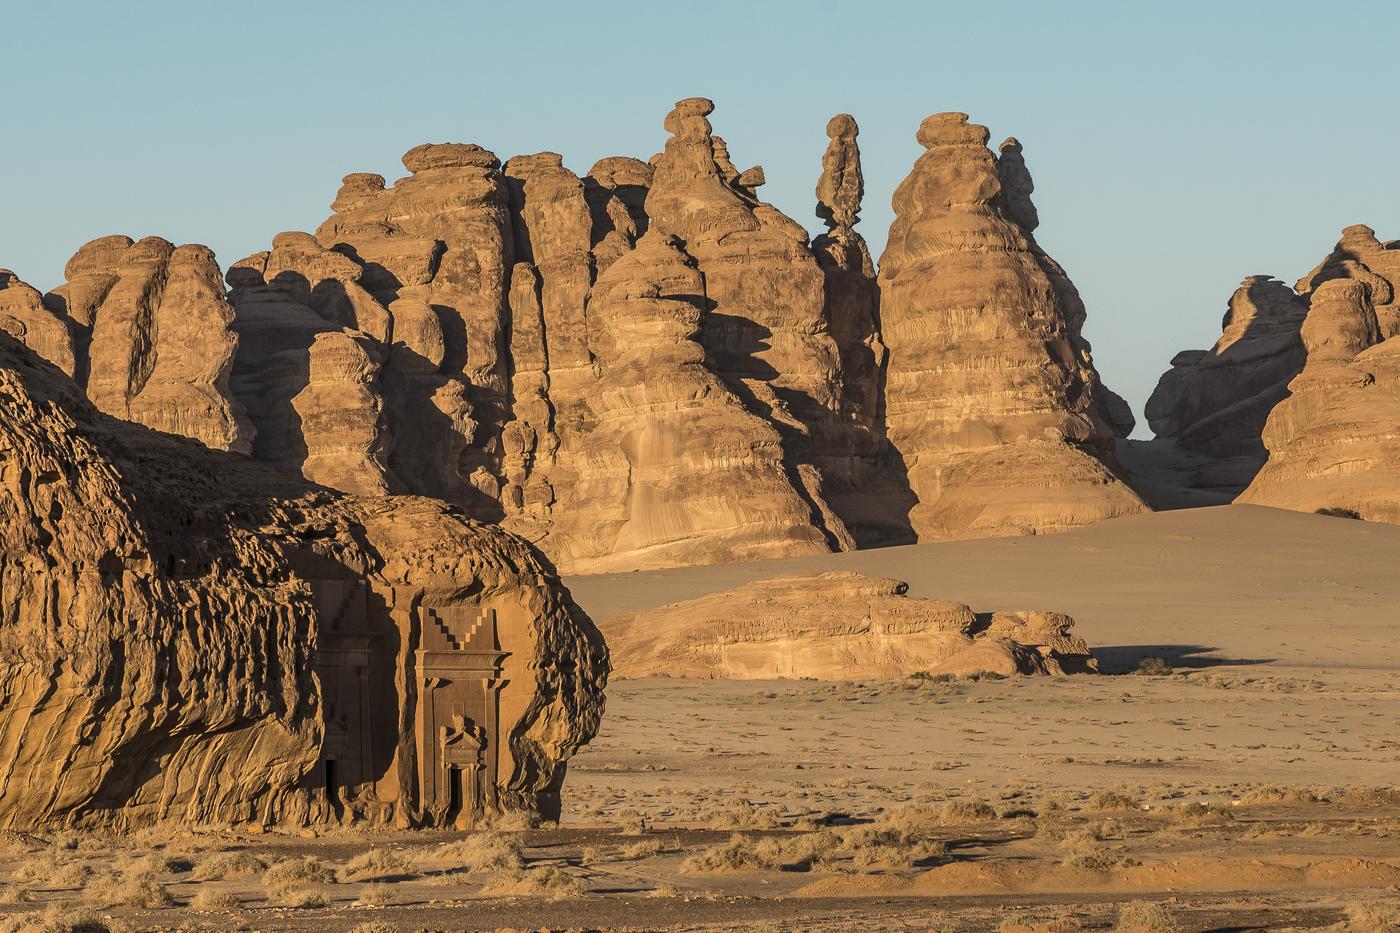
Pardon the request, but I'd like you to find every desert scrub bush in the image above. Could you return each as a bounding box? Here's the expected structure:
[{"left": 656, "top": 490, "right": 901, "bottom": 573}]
[
  {"left": 418, "top": 832, "right": 524, "bottom": 873},
  {"left": 192, "top": 850, "right": 266, "bottom": 880},
  {"left": 339, "top": 847, "right": 411, "bottom": 881},
  {"left": 16, "top": 852, "right": 92, "bottom": 887},
  {"left": 1089, "top": 790, "right": 1142, "bottom": 811},
  {"left": 1344, "top": 899, "right": 1400, "bottom": 931},
  {"left": 260, "top": 855, "right": 334, "bottom": 889},
  {"left": 940, "top": 798, "right": 996, "bottom": 822},
  {"left": 1134, "top": 657, "right": 1173, "bottom": 676},
  {"left": 1165, "top": 801, "right": 1235, "bottom": 824},
  {"left": 190, "top": 887, "right": 241, "bottom": 909},
  {"left": 275, "top": 886, "right": 329, "bottom": 908},
  {"left": 85, "top": 868, "right": 174, "bottom": 908},
  {"left": 0, "top": 905, "right": 113, "bottom": 933},
  {"left": 1315, "top": 507, "right": 1362, "bottom": 519},
  {"left": 353, "top": 882, "right": 395, "bottom": 906},
  {"left": 1116, "top": 900, "right": 1178, "bottom": 931},
  {"left": 480, "top": 865, "right": 585, "bottom": 899},
  {"left": 1061, "top": 847, "right": 1140, "bottom": 872},
  {"left": 481, "top": 809, "right": 535, "bottom": 832},
  {"left": 680, "top": 833, "right": 799, "bottom": 873}
]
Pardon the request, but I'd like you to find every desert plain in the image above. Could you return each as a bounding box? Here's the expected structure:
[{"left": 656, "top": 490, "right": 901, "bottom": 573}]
[{"left": 0, "top": 506, "right": 1395, "bottom": 931}]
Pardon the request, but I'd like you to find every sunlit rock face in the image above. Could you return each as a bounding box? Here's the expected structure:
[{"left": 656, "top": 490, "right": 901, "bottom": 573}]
[{"left": 877, "top": 112, "right": 1144, "bottom": 539}]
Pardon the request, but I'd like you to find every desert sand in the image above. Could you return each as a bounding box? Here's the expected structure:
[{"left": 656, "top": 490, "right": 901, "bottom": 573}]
[{"left": 0, "top": 506, "right": 1392, "bottom": 930}]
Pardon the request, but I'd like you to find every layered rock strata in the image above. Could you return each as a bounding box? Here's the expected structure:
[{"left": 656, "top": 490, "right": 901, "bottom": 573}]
[
  {"left": 876, "top": 113, "right": 1144, "bottom": 538},
  {"left": 601, "top": 571, "right": 1097, "bottom": 679},
  {"left": 0, "top": 332, "right": 606, "bottom": 830},
  {"left": 1144, "top": 225, "right": 1400, "bottom": 509},
  {"left": 1237, "top": 278, "right": 1400, "bottom": 520},
  {"left": 40, "top": 235, "right": 252, "bottom": 452},
  {"left": 11, "top": 100, "right": 1138, "bottom": 570},
  {"left": 537, "top": 232, "right": 833, "bottom": 571}
]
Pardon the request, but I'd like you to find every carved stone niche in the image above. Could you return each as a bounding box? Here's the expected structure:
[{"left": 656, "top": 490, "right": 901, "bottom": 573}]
[
  {"left": 415, "top": 606, "right": 509, "bottom": 828},
  {"left": 306, "top": 576, "right": 535, "bottom": 828}
]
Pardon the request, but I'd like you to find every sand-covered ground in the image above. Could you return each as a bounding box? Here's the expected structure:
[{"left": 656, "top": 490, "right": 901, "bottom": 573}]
[{"left": 1, "top": 504, "right": 1396, "bottom": 931}]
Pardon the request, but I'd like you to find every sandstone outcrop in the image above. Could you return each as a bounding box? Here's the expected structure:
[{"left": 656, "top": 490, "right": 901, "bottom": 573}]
[
  {"left": 536, "top": 232, "right": 833, "bottom": 571},
  {"left": 876, "top": 113, "right": 1145, "bottom": 538},
  {"left": 314, "top": 144, "right": 512, "bottom": 517},
  {"left": 601, "top": 571, "right": 1097, "bottom": 680},
  {"left": 9, "top": 100, "right": 1146, "bottom": 572},
  {"left": 1237, "top": 278, "right": 1400, "bottom": 521},
  {"left": 1142, "top": 224, "right": 1400, "bottom": 509},
  {"left": 1296, "top": 224, "right": 1400, "bottom": 338},
  {"left": 1142, "top": 276, "right": 1308, "bottom": 494},
  {"left": 0, "top": 269, "right": 75, "bottom": 377},
  {"left": 0, "top": 331, "right": 606, "bottom": 830},
  {"left": 40, "top": 236, "right": 253, "bottom": 453}
]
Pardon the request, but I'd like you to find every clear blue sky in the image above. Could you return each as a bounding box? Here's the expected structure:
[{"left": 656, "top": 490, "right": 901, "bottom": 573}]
[{"left": 3, "top": 1, "right": 1396, "bottom": 432}]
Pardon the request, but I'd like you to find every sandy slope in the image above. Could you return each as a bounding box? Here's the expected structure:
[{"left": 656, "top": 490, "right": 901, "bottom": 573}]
[{"left": 565, "top": 504, "right": 1400, "bottom": 673}]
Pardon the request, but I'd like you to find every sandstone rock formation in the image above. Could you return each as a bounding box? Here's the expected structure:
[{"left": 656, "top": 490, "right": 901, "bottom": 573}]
[
  {"left": 9, "top": 100, "right": 1144, "bottom": 572},
  {"left": 1142, "top": 224, "right": 1400, "bottom": 510},
  {"left": 0, "top": 269, "right": 75, "bottom": 377},
  {"left": 40, "top": 235, "right": 252, "bottom": 453},
  {"left": 536, "top": 232, "right": 833, "bottom": 571},
  {"left": 1297, "top": 224, "right": 1400, "bottom": 338},
  {"left": 1237, "top": 278, "right": 1400, "bottom": 521},
  {"left": 876, "top": 113, "right": 1145, "bottom": 538},
  {"left": 601, "top": 571, "right": 1097, "bottom": 680},
  {"left": 1143, "top": 276, "right": 1308, "bottom": 493},
  {"left": 0, "top": 331, "right": 606, "bottom": 830}
]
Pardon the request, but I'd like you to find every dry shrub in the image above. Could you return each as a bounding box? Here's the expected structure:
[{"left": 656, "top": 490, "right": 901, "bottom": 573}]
[
  {"left": 1238, "top": 785, "right": 1322, "bottom": 806},
  {"left": 85, "top": 869, "right": 174, "bottom": 908},
  {"left": 16, "top": 852, "right": 91, "bottom": 887},
  {"left": 941, "top": 798, "right": 996, "bottom": 823},
  {"left": 1116, "top": 900, "right": 1178, "bottom": 932},
  {"left": 276, "top": 886, "right": 329, "bottom": 908},
  {"left": 354, "top": 881, "right": 395, "bottom": 906},
  {"left": 481, "top": 810, "right": 535, "bottom": 832},
  {"left": 1089, "top": 790, "right": 1141, "bottom": 811},
  {"left": 1061, "top": 847, "right": 1139, "bottom": 872},
  {"left": 192, "top": 850, "right": 266, "bottom": 881},
  {"left": 261, "top": 855, "right": 334, "bottom": 889},
  {"left": 191, "top": 887, "right": 241, "bottom": 909},
  {"left": 0, "top": 905, "right": 112, "bottom": 933},
  {"left": 649, "top": 882, "right": 679, "bottom": 898},
  {"left": 339, "top": 847, "right": 411, "bottom": 881},
  {"left": 1134, "top": 658, "right": 1172, "bottom": 676},
  {"left": 418, "top": 832, "right": 523, "bottom": 873},
  {"left": 480, "top": 865, "right": 585, "bottom": 899},
  {"left": 1165, "top": 801, "right": 1235, "bottom": 824}
]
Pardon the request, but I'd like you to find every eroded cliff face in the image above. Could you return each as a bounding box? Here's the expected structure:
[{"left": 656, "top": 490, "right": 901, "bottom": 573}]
[
  {"left": 1237, "top": 279, "right": 1400, "bottom": 521},
  {"left": 876, "top": 113, "right": 1145, "bottom": 539},
  {"left": 1143, "top": 276, "right": 1307, "bottom": 493},
  {"left": 1144, "top": 225, "right": 1400, "bottom": 511},
  {"left": 11, "top": 99, "right": 1141, "bottom": 570},
  {"left": 40, "top": 236, "right": 253, "bottom": 454},
  {"left": 0, "top": 332, "right": 606, "bottom": 830},
  {"left": 537, "top": 232, "right": 833, "bottom": 571}
]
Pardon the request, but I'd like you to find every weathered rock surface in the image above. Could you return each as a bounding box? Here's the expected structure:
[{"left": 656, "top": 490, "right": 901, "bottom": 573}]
[
  {"left": 1297, "top": 224, "right": 1400, "bottom": 338},
  {"left": 10, "top": 100, "right": 1144, "bottom": 572},
  {"left": 601, "top": 571, "right": 1097, "bottom": 680},
  {"left": 225, "top": 234, "right": 398, "bottom": 496},
  {"left": 536, "top": 232, "right": 833, "bottom": 571},
  {"left": 1238, "top": 278, "right": 1400, "bottom": 521},
  {"left": 1142, "top": 224, "right": 1400, "bottom": 511},
  {"left": 0, "top": 331, "right": 606, "bottom": 830},
  {"left": 1142, "top": 276, "right": 1308, "bottom": 496},
  {"left": 42, "top": 236, "right": 253, "bottom": 453},
  {"left": 876, "top": 113, "right": 1145, "bottom": 538},
  {"left": 0, "top": 269, "right": 75, "bottom": 377}
]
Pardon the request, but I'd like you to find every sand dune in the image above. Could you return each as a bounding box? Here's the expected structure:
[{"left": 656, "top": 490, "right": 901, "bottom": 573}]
[{"left": 566, "top": 504, "right": 1400, "bottom": 673}]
